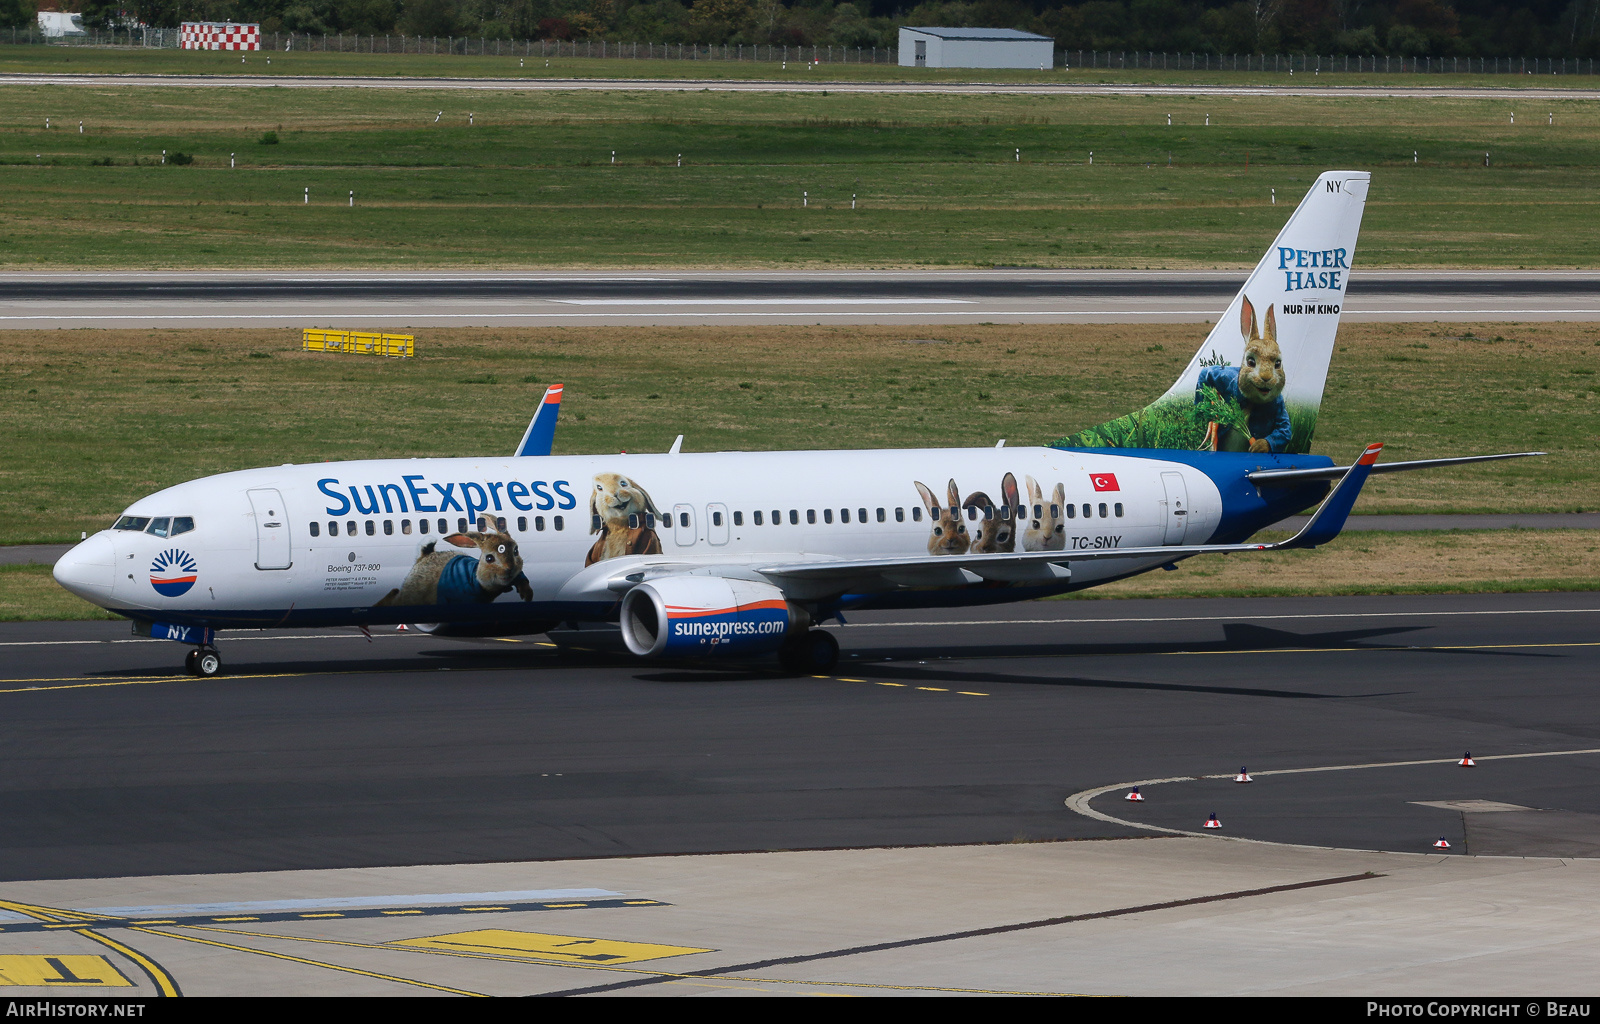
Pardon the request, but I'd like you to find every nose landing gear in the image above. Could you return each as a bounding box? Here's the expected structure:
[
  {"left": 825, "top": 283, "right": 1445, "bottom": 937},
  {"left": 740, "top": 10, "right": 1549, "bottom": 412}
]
[{"left": 185, "top": 646, "right": 222, "bottom": 677}]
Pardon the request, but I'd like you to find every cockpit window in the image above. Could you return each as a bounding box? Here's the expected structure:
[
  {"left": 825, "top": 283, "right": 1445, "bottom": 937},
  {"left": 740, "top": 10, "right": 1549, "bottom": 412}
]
[
  {"left": 146, "top": 517, "right": 171, "bottom": 538},
  {"left": 113, "top": 516, "right": 150, "bottom": 531},
  {"left": 171, "top": 517, "right": 194, "bottom": 536}
]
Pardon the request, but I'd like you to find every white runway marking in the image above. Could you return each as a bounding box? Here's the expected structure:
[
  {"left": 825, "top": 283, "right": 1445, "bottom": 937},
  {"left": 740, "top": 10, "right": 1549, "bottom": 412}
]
[
  {"left": 554, "top": 298, "right": 973, "bottom": 306},
  {"left": 83, "top": 888, "right": 625, "bottom": 917},
  {"left": 1065, "top": 747, "right": 1600, "bottom": 854},
  {"left": 835, "top": 606, "right": 1600, "bottom": 628}
]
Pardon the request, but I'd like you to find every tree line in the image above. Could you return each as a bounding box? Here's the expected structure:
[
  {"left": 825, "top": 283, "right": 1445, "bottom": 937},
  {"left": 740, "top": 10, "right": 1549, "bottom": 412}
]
[{"left": 5, "top": 0, "right": 1598, "bottom": 59}]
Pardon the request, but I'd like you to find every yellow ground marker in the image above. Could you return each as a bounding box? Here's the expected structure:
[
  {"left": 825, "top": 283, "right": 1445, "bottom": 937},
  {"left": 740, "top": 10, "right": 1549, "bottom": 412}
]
[
  {"left": 0, "top": 900, "right": 180, "bottom": 997},
  {"left": 0, "top": 955, "right": 133, "bottom": 987},
  {"left": 392, "top": 929, "right": 713, "bottom": 965}
]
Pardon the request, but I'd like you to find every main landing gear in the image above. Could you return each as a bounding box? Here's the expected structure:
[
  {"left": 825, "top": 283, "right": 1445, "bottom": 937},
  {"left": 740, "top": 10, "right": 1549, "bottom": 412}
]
[
  {"left": 185, "top": 646, "right": 222, "bottom": 678},
  {"left": 778, "top": 628, "right": 839, "bottom": 675}
]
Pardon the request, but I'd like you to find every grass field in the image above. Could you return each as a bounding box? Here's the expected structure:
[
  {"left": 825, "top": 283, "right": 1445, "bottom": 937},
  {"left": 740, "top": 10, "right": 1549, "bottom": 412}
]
[
  {"left": 3, "top": 321, "right": 1595, "bottom": 547},
  {"left": 4, "top": 44, "right": 1599, "bottom": 87},
  {"left": 2, "top": 82, "right": 1598, "bottom": 267}
]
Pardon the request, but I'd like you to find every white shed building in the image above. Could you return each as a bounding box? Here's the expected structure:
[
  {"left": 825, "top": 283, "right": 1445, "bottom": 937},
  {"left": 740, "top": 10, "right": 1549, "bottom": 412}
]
[{"left": 898, "top": 27, "right": 1054, "bottom": 69}]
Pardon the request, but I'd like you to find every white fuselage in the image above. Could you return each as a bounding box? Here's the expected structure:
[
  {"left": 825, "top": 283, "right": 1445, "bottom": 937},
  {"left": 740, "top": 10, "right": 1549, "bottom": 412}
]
[{"left": 56, "top": 446, "right": 1224, "bottom": 628}]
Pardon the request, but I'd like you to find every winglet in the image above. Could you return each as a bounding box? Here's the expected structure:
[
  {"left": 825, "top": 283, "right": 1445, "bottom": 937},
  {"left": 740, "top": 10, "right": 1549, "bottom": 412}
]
[
  {"left": 1279, "top": 442, "right": 1382, "bottom": 549},
  {"left": 513, "top": 384, "right": 563, "bottom": 457}
]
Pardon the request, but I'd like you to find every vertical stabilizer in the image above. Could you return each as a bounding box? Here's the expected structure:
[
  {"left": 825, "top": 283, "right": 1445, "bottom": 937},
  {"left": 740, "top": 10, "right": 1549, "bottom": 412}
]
[{"left": 1058, "top": 171, "right": 1370, "bottom": 455}]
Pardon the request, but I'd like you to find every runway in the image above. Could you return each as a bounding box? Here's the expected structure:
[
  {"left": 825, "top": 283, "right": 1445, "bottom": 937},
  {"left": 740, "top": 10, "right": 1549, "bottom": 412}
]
[
  {"left": 3, "top": 269, "right": 1596, "bottom": 327},
  {"left": 5, "top": 72, "right": 1599, "bottom": 100},
  {"left": 3, "top": 591, "right": 1597, "bottom": 883},
  {"left": 4, "top": 591, "right": 1599, "bottom": 995}
]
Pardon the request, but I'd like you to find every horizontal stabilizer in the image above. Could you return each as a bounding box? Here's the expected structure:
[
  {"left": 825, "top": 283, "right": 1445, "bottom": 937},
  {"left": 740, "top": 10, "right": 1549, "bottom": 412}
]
[
  {"left": 1248, "top": 450, "right": 1544, "bottom": 486},
  {"left": 514, "top": 384, "right": 564, "bottom": 457}
]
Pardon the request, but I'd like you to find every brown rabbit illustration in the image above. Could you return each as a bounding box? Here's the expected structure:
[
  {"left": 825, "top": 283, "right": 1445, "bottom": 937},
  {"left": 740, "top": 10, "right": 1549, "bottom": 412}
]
[
  {"left": 586, "top": 471, "right": 663, "bottom": 567},
  {"left": 914, "top": 479, "right": 969, "bottom": 556},
  {"left": 376, "top": 523, "right": 532, "bottom": 607},
  {"left": 1196, "top": 294, "right": 1293, "bottom": 454},
  {"left": 1021, "top": 476, "right": 1067, "bottom": 552},
  {"left": 966, "top": 472, "right": 1020, "bottom": 554}
]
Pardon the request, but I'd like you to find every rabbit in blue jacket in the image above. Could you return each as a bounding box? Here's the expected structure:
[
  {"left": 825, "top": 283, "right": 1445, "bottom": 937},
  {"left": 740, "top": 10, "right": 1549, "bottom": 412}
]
[{"left": 1197, "top": 295, "right": 1291, "bottom": 453}]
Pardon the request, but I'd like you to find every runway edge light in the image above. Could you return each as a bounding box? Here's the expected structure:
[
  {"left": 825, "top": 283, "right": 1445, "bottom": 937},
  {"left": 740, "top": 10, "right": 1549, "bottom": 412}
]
[
  {"left": 1459, "top": 752, "right": 1477, "bottom": 767},
  {"left": 1434, "top": 837, "right": 1452, "bottom": 849},
  {"left": 1125, "top": 787, "right": 1144, "bottom": 802},
  {"left": 1234, "top": 767, "right": 1253, "bottom": 783},
  {"left": 1204, "top": 813, "right": 1222, "bottom": 829}
]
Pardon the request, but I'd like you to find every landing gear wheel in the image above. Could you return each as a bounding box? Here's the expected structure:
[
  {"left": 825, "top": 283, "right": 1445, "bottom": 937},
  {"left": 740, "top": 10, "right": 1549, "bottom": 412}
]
[
  {"left": 778, "top": 629, "right": 839, "bottom": 675},
  {"left": 184, "top": 649, "right": 198, "bottom": 675},
  {"left": 193, "top": 648, "right": 221, "bottom": 678}
]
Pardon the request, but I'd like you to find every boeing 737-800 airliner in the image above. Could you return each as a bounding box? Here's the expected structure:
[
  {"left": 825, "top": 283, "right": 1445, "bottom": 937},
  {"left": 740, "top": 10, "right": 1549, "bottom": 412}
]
[{"left": 52, "top": 172, "right": 1537, "bottom": 677}]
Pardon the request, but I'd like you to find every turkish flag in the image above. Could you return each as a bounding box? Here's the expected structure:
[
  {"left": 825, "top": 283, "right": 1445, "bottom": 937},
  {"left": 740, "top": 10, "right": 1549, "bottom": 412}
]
[{"left": 1090, "top": 473, "right": 1120, "bottom": 492}]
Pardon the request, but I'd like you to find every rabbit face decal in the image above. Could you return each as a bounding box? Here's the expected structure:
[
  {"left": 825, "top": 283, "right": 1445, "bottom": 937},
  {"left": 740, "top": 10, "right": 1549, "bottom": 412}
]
[
  {"left": 966, "top": 472, "right": 1020, "bottom": 554},
  {"left": 376, "top": 521, "right": 532, "bottom": 607},
  {"left": 914, "top": 479, "right": 969, "bottom": 556},
  {"left": 1021, "top": 476, "right": 1067, "bottom": 552},
  {"left": 586, "top": 472, "right": 664, "bottom": 566},
  {"left": 1238, "top": 298, "right": 1286, "bottom": 407}
]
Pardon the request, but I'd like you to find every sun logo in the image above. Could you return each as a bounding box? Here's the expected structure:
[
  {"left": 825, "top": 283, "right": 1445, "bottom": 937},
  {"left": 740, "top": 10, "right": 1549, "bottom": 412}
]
[{"left": 150, "top": 548, "right": 198, "bottom": 597}]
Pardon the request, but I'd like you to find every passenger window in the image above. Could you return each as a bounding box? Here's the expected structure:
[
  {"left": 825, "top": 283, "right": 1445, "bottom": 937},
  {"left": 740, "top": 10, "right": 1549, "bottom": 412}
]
[
  {"left": 1064, "top": 504, "right": 1073, "bottom": 519},
  {"left": 402, "top": 519, "right": 412, "bottom": 535},
  {"left": 516, "top": 517, "right": 526, "bottom": 532},
  {"left": 790, "top": 510, "right": 799, "bottom": 525},
  {"left": 967, "top": 506, "right": 979, "bottom": 521},
  {"left": 894, "top": 508, "right": 903, "bottom": 522},
  {"left": 1082, "top": 504, "right": 1091, "bottom": 519},
  {"left": 113, "top": 516, "right": 151, "bottom": 532},
  {"left": 806, "top": 510, "right": 816, "bottom": 524},
  {"left": 328, "top": 521, "right": 339, "bottom": 536},
  {"left": 754, "top": 510, "right": 764, "bottom": 526},
  {"left": 733, "top": 511, "right": 743, "bottom": 526},
  {"left": 644, "top": 513, "right": 656, "bottom": 529},
  {"left": 912, "top": 507, "right": 922, "bottom": 522},
  {"left": 171, "top": 516, "right": 194, "bottom": 536},
  {"left": 383, "top": 520, "right": 393, "bottom": 535},
  {"left": 1099, "top": 503, "right": 1108, "bottom": 518},
  {"left": 983, "top": 506, "right": 994, "bottom": 521},
  {"left": 554, "top": 516, "right": 564, "bottom": 531},
  {"left": 310, "top": 521, "right": 320, "bottom": 537},
  {"left": 712, "top": 511, "right": 723, "bottom": 527},
  {"left": 772, "top": 510, "right": 780, "bottom": 525},
  {"left": 347, "top": 520, "right": 357, "bottom": 535},
  {"left": 1034, "top": 504, "right": 1043, "bottom": 519},
  {"left": 860, "top": 508, "right": 868, "bottom": 523},
  {"left": 535, "top": 516, "right": 546, "bottom": 531},
  {"left": 837, "top": 509, "right": 846, "bottom": 523},
  {"left": 458, "top": 518, "right": 468, "bottom": 533},
  {"left": 437, "top": 518, "right": 447, "bottom": 534},
  {"left": 419, "top": 519, "right": 431, "bottom": 534},
  {"left": 365, "top": 520, "right": 376, "bottom": 536},
  {"left": 998, "top": 505, "right": 1011, "bottom": 520},
  {"left": 877, "top": 508, "right": 886, "bottom": 523},
  {"left": 679, "top": 512, "right": 690, "bottom": 528},
  {"left": 146, "top": 517, "right": 171, "bottom": 538},
  {"left": 824, "top": 509, "right": 834, "bottom": 524},
  {"left": 496, "top": 517, "right": 507, "bottom": 532},
  {"left": 629, "top": 513, "right": 639, "bottom": 529},
  {"left": 1114, "top": 503, "right": 1124, "bottom": 517}
]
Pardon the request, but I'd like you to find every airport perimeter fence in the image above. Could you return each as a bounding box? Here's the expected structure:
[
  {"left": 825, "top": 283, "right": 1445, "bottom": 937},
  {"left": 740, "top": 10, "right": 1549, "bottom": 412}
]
[{"left": 5, "top": 29, "right": 1600, "bottom": 75}]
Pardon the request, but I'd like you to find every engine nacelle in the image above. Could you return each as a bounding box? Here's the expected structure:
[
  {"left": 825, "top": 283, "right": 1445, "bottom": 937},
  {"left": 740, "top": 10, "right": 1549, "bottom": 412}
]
[{"left": 620, "top": 576, "right": 799, "bottom": 658}]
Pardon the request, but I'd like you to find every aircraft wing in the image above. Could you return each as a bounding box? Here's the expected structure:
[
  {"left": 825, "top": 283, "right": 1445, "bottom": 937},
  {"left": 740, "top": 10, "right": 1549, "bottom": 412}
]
[
  {"left": 513, "top": 384, "right": 564, "bottom": 457},
  {"left": 750, "top": 442, "right": 1387, "bottom": 588}
]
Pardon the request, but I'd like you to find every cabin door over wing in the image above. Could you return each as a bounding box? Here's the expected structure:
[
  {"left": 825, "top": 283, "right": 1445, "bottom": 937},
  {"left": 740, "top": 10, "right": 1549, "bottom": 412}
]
[
  {"left": 1160, "top": 472, "right": 1189, "bottom": 545},
  {"left": 247, "top": 488, "right": 293, "bottom": 569},
  {"left": 706, "top": 503, "right": 730, "bottom": 546},
  {"left": 673, "top": 504, "right": 697, "bottom": 547}
]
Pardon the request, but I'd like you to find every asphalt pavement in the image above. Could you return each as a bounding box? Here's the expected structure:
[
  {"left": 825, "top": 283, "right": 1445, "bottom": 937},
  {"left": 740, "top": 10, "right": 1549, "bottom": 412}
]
[{"left": 2, "top": 270, "right": 1595, "bottom": 327}]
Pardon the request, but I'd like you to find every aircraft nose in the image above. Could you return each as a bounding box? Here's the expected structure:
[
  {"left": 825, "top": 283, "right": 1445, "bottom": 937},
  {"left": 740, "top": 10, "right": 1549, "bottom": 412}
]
[{"left": 53, "top": 534, "right": 116, "bottom": 602}]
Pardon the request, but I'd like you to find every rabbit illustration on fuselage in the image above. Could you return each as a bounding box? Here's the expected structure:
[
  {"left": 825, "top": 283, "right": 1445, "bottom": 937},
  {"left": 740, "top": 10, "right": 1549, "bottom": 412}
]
[
  {"left": 1021, "top": 476, "right": 1066, "bottom": 552},
  {"left": 586, "top": 471, "right": 663, "bottom": 567},
  {"left": 914, "top": 479, "right": 969, "bottom": 556},
  {"left": 965, "top": 472, "right": 1020, "bottom": 554},
  {"left": 1196, "top": 295, "right": 1292, "bottom": 454},
  {"left": 377, "top": 522, "right": 532, "bottom": 607}
]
